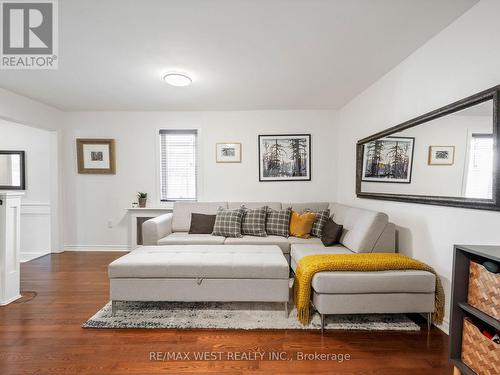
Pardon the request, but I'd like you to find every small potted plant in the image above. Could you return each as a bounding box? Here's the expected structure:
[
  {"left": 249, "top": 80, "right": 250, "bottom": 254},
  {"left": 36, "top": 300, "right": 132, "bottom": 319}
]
[{"left": 137, "top": 192, "right": 147, "bottom": 208}]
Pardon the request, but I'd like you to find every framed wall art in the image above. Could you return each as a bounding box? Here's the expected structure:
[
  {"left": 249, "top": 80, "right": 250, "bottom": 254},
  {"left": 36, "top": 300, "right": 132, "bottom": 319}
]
[
  {"left": 216, "top": 143, "right": 241, "bottom": 163},
  {"left": 76, "top": 139, "right": 116, "bottom": 174},
  {"left": 428, "top": 145, "right": 455, "bottom": 165},
  {"left": 258, "top": 134, "right": 311, "bottom": 181},
  {"left": 361, "top": 136, "right": 415, "bottom": 183}
]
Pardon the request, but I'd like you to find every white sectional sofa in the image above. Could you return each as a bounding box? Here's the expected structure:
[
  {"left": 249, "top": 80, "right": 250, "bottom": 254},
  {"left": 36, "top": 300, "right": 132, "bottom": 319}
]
[
  {"left": 141, "top": 201, "right": 436, "bottom": 329},
  {"left": 142, "top": 201, "right": 397, "bottom": 263}
]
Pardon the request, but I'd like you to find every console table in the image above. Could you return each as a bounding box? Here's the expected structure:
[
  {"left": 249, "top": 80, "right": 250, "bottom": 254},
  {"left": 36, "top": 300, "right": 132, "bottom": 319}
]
[
  {"left": 127, "top": 207, "right": 172, "bottom": 249},
  {"left": 450, "top": 244, "right": 500, "bottom": 375}
]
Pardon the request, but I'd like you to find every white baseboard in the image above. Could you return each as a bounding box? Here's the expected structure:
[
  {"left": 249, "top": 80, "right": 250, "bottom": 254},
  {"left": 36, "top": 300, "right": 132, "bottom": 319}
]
[
  {"left": 64, "top": 245, "right": 130, "bottom": 252},
  {"left": 0, "top": 294, "right": 22, "bottom": 305},
  {"left": 435, "top": 318, "right": 449, "bottom": 335},
  {"left": 20, "top": 252, "right": 50, "bottom": 263},
  {"left": 422, "top": 313, "right": 449, "bottom": 334}
]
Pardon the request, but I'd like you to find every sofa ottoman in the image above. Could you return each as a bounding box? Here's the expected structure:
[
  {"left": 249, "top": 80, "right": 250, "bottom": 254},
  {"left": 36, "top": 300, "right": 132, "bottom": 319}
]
[{"left": 108, "top": 245, "right": 290, "bottom": 315}]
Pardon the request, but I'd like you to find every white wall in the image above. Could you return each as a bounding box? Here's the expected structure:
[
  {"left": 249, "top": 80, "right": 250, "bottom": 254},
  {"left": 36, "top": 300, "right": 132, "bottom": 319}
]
[
  {"left": 336, "top": 0, "right": 500, "bottom": 332},
  {"left": 61, "top": 110, "right": 338, "bottom": 249},
  {"left": 0, "top": 119, "right": 55, "bottom": 261},
  {"left": 0, "top": 88, "right": 63, "bottom": 258},
  {"left": 0, "top": 88, "right": 61, "bottom": 131}
]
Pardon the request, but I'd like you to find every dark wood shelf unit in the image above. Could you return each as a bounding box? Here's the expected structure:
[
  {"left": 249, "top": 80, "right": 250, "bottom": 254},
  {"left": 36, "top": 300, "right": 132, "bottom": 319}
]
[
  {"left": 451, "top": 359, "right": 476, "bottom": 375},
  {"left": 458, "top": 302, "right": 500, "bottom": 331},
  {"left": 449, "top": 244, "right": 500, "bottom": 374}
]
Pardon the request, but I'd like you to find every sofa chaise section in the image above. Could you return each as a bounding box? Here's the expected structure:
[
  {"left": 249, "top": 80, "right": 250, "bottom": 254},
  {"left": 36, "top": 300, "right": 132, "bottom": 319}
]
[{"left": 289, "top": 203, "right": 435, "bottom": 330}]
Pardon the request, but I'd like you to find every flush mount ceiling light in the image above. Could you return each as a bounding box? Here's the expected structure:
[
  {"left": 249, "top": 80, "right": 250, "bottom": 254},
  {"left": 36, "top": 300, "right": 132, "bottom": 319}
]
[{"left": 162, "top": 72, "right": 192, "bottom": 87}]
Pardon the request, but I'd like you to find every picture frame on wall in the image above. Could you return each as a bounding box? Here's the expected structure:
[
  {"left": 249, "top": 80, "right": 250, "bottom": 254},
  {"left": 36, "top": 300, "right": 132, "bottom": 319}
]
[
  {"left": 216, "top": 143, "right": 241, "bottom": 163},
  {"left": 428, "top": 145, "right": 455, "bottom": 165},
  {"left": 76, "top": 139, "right": 116, "bottom": 174},
  {"left": 362, "top": 136, "right": 415, "bottom": 183},
  {"left": 258, "top": 134, "right": 311, "bottom": 182}
]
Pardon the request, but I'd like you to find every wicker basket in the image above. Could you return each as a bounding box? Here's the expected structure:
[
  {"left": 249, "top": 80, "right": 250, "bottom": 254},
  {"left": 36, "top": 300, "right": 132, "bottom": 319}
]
[
  {"left": 462, "top": 318, "right": 500, "bottom": 375},
  {"left": 468, "top": 261, "right": 500, "bottom": 320}
]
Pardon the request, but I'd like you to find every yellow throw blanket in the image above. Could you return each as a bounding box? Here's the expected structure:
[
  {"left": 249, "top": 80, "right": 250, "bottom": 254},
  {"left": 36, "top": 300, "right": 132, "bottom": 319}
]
[{"left": 294, "top": 253, "right": 444, "bottom": 326}]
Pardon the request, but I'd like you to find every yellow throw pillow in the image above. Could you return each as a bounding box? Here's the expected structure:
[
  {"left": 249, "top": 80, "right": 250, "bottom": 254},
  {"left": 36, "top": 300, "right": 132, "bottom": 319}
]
[{"left": 289, "top": 210, "right": 317, "bottom": 239}]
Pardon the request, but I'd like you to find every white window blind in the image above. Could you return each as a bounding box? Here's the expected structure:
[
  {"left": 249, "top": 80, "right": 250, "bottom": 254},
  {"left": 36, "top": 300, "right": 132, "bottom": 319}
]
[
  {"left": 465, "top": 134, "right": 493, "bottom": 199},
  {"left": 159, "top": 130, "right": 197, "bottom": 201}
]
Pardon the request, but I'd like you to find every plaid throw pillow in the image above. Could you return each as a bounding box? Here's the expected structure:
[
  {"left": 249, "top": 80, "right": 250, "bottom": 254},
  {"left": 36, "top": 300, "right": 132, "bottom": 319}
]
[
  {"left": 212, "top": 207, "right": 244, "bottom": 238},
  {"left": 266, "top": 207, "right": 292, "bottom": 237},
  {"left": 307, "top": 209, "right": 331, "bottom": 237},
  {"left": 241, "top": 206, "right": 268, "bottom": 237}
]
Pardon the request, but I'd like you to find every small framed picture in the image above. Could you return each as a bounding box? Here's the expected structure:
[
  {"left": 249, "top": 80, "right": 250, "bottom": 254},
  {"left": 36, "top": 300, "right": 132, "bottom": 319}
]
[
  {"left": 428, "top": 145, "right": 455, "bottom": 165},
  {"left": 216, "top": 143, "right": 241, "bottom": 163},
  {"left": 76, "top": 139, "right": 116, "bottom": 174}
]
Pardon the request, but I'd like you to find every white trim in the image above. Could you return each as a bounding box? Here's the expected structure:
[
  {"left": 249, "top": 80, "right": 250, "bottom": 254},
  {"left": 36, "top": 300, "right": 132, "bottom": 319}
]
[
  {"left": 0, "top": 294, "right": 22, "bottom": 306},
  {"left": 423, "top": 313, "right": 449, "bottom": 334},
  {"left": 20, "top": 252, "right": 50, "bottom": 262},
  {"left": 21, "top": 202, "right": 51, "bottom": 215},
  {"left": 64, "top": 245, "right": 130, "bottom": 252},
  {"left": 126, "top": 206, "right": 173, "bottom": 211},
  {"left": 435, "top": 318, "right": 449, "bottom": 335}
]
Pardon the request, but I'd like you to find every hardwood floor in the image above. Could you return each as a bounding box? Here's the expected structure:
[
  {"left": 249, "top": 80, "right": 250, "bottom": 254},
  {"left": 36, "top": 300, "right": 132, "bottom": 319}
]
[{"left": 0, "top": 252, "right": 453, "bottom": 375}]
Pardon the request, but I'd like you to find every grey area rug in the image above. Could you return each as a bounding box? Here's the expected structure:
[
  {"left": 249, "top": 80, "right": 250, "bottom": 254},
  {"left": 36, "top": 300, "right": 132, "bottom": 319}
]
[{"left": 83, "top": 301, "right": 420, "bottom": 331}]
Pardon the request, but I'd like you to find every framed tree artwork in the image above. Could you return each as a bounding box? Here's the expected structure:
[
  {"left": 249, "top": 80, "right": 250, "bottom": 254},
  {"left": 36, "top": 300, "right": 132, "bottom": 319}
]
[
  {"left": 258, "top": 134, "right": 311, "bottom": 181},
  {"left": 76, "top": 139, "right": 116, "bottom": 174},
  {"left": 361, "top": 136, "right": 415, "bottom": 183}
]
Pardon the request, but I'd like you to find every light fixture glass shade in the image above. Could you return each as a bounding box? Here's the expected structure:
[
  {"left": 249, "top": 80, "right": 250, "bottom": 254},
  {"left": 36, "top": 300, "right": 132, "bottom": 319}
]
[{"left": 163, "top": 72, "right": 192, "bottom": 87}]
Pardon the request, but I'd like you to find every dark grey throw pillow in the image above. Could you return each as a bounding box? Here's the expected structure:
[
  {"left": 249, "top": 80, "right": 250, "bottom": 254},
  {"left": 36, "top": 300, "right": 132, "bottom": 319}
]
[
  {"left": 321, "top": 218, "right": 343, "bottom": 246},
  {"left": 241, "top": 206, "right": 268, "bottom": 237},
  {"left": 212, "top": 207, "right": 245, "bottom": 238},
  {"left": 189, "top": 213, "right": 216, "bottom": 234},
  {"left": 308, "top": 209, "right": 330, "bottom": 238},
  {"left": 266, "top": 207, "right": 292, "bottom": 237}
]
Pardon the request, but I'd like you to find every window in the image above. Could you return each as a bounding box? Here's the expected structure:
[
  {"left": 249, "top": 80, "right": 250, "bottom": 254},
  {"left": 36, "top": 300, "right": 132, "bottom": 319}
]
[
  {"left": 465, "top": 134, "right": 493, "bottom": 199},
  {"left": 159, "top": 129, "right": 197, "bottom": 201}
]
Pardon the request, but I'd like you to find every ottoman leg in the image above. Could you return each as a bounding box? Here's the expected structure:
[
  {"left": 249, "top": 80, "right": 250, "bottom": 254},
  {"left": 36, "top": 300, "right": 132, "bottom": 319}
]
[
  {"left": 111, "top": 300, "right": 118, "bottom": 316},
  {"left": 284, "top": 302, "right": 288, "bottom": 318},
  {"left": 320, "top": 314, "right": 325, "bottom": 334},
  {"left": 427, "top": 312, "right": 432, "bottom": 331}
]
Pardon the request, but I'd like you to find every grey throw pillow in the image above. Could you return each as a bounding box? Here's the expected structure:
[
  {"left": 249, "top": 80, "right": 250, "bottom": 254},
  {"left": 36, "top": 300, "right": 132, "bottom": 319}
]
[
  {"left": 241, "top": 206, "right": 268, "bottom": 237},
  {"left": 212, "top": 207, "right": 245, "bottom": 238},
  {"left": 308, "top": 209, "right": 331, "bottom": 237},
  {"left": 266, "top": 207, "right": 292, "bottom": 237}
]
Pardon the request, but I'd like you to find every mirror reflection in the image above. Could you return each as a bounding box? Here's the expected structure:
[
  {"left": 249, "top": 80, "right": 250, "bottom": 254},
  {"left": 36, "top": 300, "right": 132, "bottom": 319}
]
[
  {"left": 0, "top": 153, "right": 23, "bottom": 188},
  {"left": 360, "top": 100, "right": 494, "bottom": 199}
]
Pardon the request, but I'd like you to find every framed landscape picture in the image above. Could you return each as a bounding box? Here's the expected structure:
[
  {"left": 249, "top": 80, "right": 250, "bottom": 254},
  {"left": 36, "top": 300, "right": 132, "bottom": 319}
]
[
  {"left": 362, "top": 136, "right": 414, "bottom": 183},
  {"left": 428, "top": 145, "right": 455, "bottom": 165},
  {"left": 216, "top": 143, "right": 241, "bottom": 163},
  {"left": 76, "top": 139, "right": 116, "bottom": 174},
  {"left": 258, "top": 134, "right": 311, "bottom": 182}
]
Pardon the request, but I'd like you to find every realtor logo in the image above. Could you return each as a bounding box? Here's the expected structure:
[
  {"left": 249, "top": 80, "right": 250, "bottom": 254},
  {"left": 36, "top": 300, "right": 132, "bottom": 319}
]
[{"left": 1, "top": 0, "right": 58, "bottom": 69}]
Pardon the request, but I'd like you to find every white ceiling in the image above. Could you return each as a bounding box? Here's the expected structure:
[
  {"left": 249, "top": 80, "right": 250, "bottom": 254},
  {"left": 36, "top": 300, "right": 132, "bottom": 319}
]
[{"left": 0, "top": 0, "right": 478, "bottom": 111}]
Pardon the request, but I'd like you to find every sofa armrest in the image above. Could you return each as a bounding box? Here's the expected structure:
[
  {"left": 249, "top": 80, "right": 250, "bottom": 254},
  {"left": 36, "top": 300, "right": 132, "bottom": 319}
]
[
  {"left": 372, "top": 222, "right": 396, "bottom": 253},
  {"left": 142, "top": 213, "right": 173, "bottom": 245}
]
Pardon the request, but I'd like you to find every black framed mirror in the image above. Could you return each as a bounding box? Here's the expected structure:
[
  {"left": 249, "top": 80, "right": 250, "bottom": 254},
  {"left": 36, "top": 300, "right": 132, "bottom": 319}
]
[
  {"left": 0, "top": 151, "right": 26, "bottom": 190},
  {"left": 356, "top": 85, "right": 500, "bottom": 211}
]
